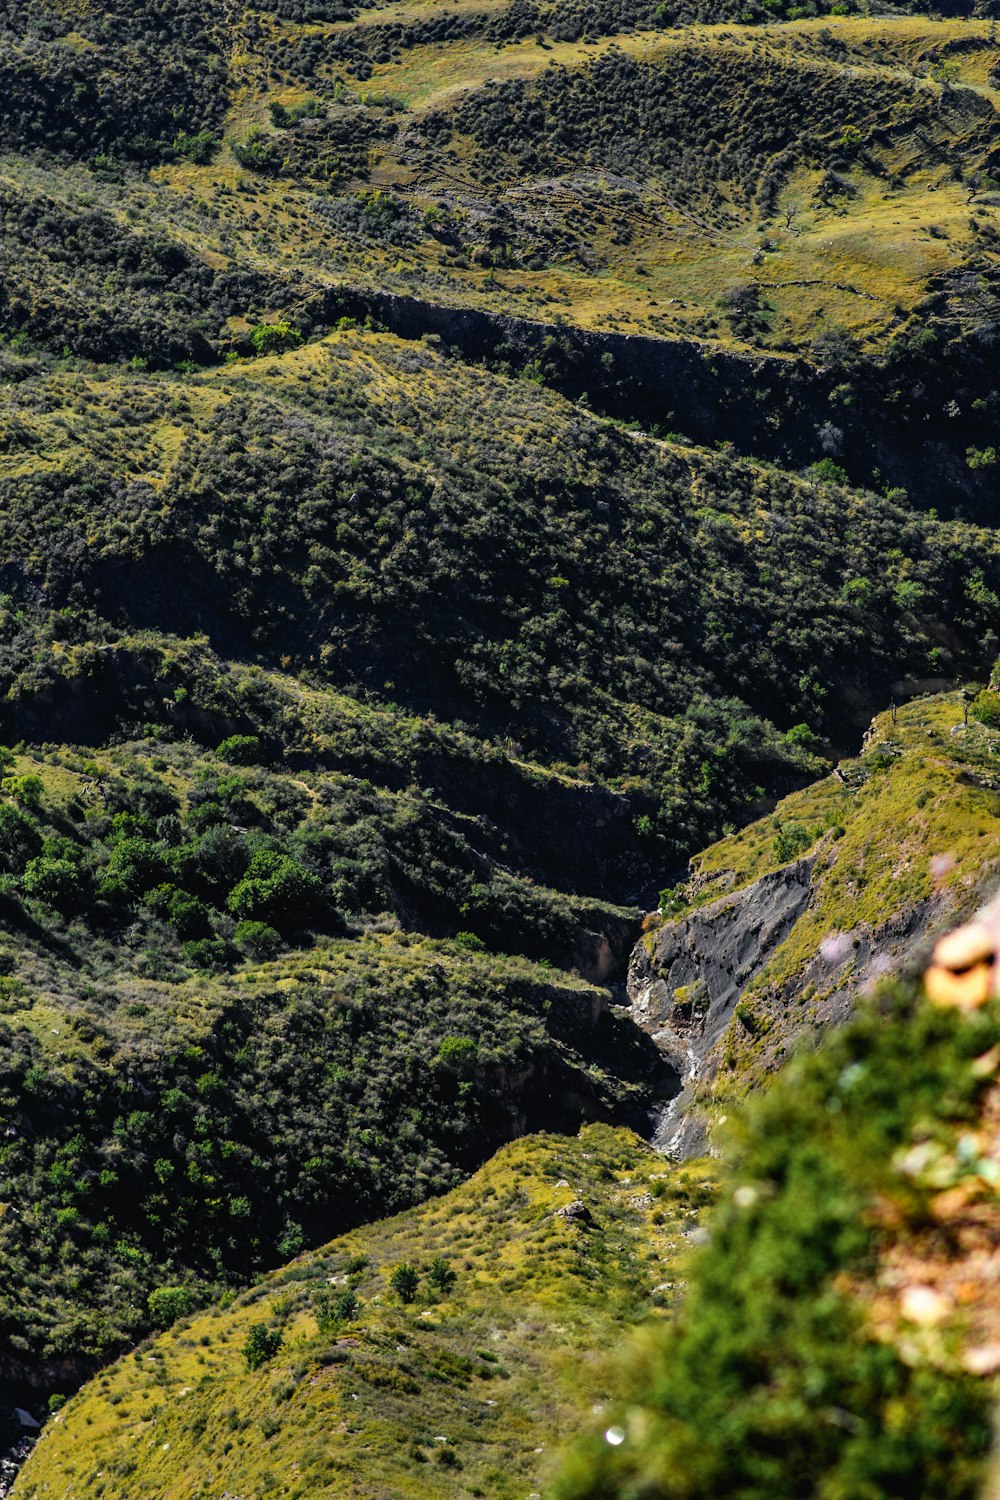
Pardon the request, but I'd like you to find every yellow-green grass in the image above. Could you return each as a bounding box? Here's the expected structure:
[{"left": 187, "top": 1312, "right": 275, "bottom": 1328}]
[
  {"left": 3, "top": 16, "right": 993, "bottom": 357},
  {"left": 14, "top": 1125, "right": 718, "bottom": 1500}
]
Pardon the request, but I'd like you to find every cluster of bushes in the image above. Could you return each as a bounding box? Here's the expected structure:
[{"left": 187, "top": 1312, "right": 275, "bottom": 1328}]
[
  {"left": 0, "top": 726, "right": 637, "bottom": 968},
  {"left": 424, "top": 43, "right": 978, "bottom": 224},
  {"left": 0, "top": 183, "right": 284, "bottom": 365},
  {"left": 0, "top": 924, "right": 643, "bottom": 1370},
  {"left": 0, "top": 0, "right": 227, "bottom": 159},
  {"left": 230, "top": 111, "right": 393, "bottom": 185},
  {"left": 266, "top": 0, "right": 982, "bottom": 90},
  {"left": 2, "top": 351, "right": 998, "bottom": 863}
]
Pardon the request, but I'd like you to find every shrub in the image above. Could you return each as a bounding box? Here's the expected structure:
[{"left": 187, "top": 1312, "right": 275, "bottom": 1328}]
[
  {"left": 436, "top": 1036, "right": 477, "bottom": 1075},
  {"left": 772, "top": 821, "right": 813, "bottom": 863},
  {"left": 971, "top": 689, "right": 1000, "bottom": 728},
  {"left": 231, "top": 129, "right": 280, "bottom": 173},
  {"left": 454, "top": 930, "right": 486, "bottom": 951},
  {"left": 428, "top": 1257, "right": 457, "bottom": 1292},
  {"left": 250, "top": 321, "right": 303, "bottom": 357},
  {"left": 21, "top": 856, "right": 81, "bottom": 911},
  {"left": 0, "top": 804, "right": 42, "bottom": 873},
  {"left": 181, "top": 937, "right": 230, "bottom": 971},
  {"left": 174, "top": 131, "right": 217, "bottom": 164},
  {"left": 217, "top": 734, "right": 264, "bottom": 766},
  {"left": 389, "top": 1263, "right": 419, "bottom": 1304},
  {"left": 783, "top": 722, "right": 820, "bottom": 750},
  {"left": 148, "top": 1286, "right": 193, "bottom": 1329},
  {"left": 234, "top": 920, "right": 283, "bottom": 961},
  {"left": 243, "top": 1324, "right": 284, "bottom": 1370},
  {"left": 807, "top": 457, "right": 850, "bottom": 485},
  {"left": 227, "top": 851, "right": 325, "bottom": 932},
  {"left": 316, "top": 1287, "right": 360, "bottom": 1332},
  {"left": 2, "top": 773, "right": 44, "bottom": 808},
  {"left": 99, "top": 838, "right": 168, "bottom": 902}
]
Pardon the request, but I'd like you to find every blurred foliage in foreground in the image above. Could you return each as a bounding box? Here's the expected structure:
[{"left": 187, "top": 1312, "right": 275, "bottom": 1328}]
[{"left": 556, "top": 983, "right": 1000, "bottom": 1499}]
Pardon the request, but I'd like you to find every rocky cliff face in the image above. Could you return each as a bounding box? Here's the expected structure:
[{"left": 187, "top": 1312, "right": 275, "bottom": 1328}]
[
  {"left": 628, "top": 853, "right": 956, "bottom": 1156},
  {"left": 624, "top": 691, "right": 1000, "bottom": 1156}
]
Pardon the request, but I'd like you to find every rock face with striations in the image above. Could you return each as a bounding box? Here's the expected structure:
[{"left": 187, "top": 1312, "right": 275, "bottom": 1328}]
[
  {"left": 627, "top": 850, "right": 958, "bottom": 1158},
  {"left": 627, "top": 859, "right": 814, "bottom": 1154}
]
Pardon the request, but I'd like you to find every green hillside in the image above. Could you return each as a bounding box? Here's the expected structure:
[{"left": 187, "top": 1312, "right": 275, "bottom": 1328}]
[
  {"left": 632, "top": 687, "right": 1000, "bottom": 1148},
  {"left": 2, "top": 0, "right": 1000, "bottom": 1490},
  {"left": 12, "top": 1125, "right": 718, "bottom": 1500},
  {"left": 557, "top": 979, "right": 1000, "bottom": 1500}
]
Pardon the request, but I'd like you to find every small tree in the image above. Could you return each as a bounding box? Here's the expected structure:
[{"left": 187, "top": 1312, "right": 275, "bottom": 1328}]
[
  {"left": 216, "top": 734, "right": 264, "bottom": 766},
  {"left": 21, "top": 856, "right": 80, "bottom": 911},
  {"left": 427, "top": 1257, "right": 456, "bottom": 1293},
  {"left": 316, "top": 1287, "right": 360, "bottom": 1332},
  {"left": 148, "top": 1286, "right": 193, "bottom": 1330},
  {"left": 243, "top": 1324, "right": 283, "bottom": 1369},
  {"left": 2, "top": 774, "right": 43, "bottom": 808},
  {"left": 234, "top": 920, "right": 283, "bottom": 961},
  {"left": 389, "top": 1263, "right": 419, "bottom": 1304},
  {"left": 250, "top": 320, "right": 303, "bottom": 357}
]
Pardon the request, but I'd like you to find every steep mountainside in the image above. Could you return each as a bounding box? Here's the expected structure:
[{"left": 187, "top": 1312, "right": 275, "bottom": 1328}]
[
  {"left": 13, "top": 935, "right": 1000, "bottom": 1500},
  {"left": 2, "top": 0, "right": 1000, "bottom": 1491}
]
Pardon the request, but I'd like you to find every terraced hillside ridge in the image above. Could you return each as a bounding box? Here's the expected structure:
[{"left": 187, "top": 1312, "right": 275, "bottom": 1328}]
[
  {"left": 633, "top": 688, "right": 1000, "bottom": 1154},
  {"left": 9, "top": 1125, "right": 718, "bottom": 1500},
  {"left": 13, "top": 920, "right": 1000, "bottom": 1500},
  {"left": 4, "top": 0, "right": 1000, "bottom": 1491},
  {"left": 4, "top": 6, "right": 1000, "bottom": 502},
  {"left": 1, "top": 320, "right": 999, "bottom": 1386}
]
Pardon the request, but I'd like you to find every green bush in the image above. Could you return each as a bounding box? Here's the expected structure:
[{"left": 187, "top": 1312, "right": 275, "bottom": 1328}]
[
  {"left": 772, "top": 821, "right": 813, "bottom": 863},
  {"left": 315, "top": 1287, "right": 360, "bottom": 1332},
  {"left": 21, "top": 857, "right": 81, "bottom": 911},
  {"left": 0, "top": 804, "right": 42, "bottom": 873},
  {"left": 2, "top": 774, "right": 44, "bottom": 808},
  {"left": 174, "top": 131, "right": 217, "bottom": 164},
  {"left": 389, "top": 1263, "right": 419, "bottom": 1304},
  {"left": 250, "top": 321, "right": 303, "bottom": 357},
  {"left": 216, "top": 734, "right": 264, "bottom": 766},
  {"left": 227, "top": 850, "right": 325, "bottom": 932},
  {"left": 971, "top": 689, "right": 1000, "bottom": 728},
  {"left": 243, "top": 1324, "right": 284, "bottom": 1370},
  {"left": 782, "top": 722, "right": 820, "bottom": 750},
  {"left": 234, "top": 920, "right": 283, "bottom": 961},
  {"left": 428, "top": 1256, "right": 457, "bottom": 1292},
  {"left": 231, "top": 129, "right": 280, "bottom": 173},
  {"left": 147, "top": 1286, "right": 193, "bottom": 1330},
  {"left": 807, "top": 457, "right": 850, "bottom": 485}
]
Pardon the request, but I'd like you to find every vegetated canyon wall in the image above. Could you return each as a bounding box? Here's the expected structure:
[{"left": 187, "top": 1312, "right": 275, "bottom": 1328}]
[
  {"left": 627, "top": 853, "right": 966, "bottom": 1157},
  {"left": 317, "top": 283, "right": 1000, "bottom": 515}
]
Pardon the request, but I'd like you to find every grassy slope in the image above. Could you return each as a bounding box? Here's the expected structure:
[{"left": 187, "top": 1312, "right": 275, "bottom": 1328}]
[
  {"left": 0, "top": 0, "right": 997, "bottom": 1446},
  {"left": 643, "top": 690, "right": 1000, "bottom": 1112},
  {"left": 12, "top": 1125, "right": 718, "bottom": 1500},
  {"left": 2, "top": 8, "right": 999, "bottom": 355},
  {"left": 0, "top": 321, "right": 998, "bottom": 1374}
]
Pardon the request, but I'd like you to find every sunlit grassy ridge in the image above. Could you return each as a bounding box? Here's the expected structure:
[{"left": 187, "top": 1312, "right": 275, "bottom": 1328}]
[
  {"left": 1, "top": 0, "right": 1000, "bottom": 1464},
  {"left": 685, "top": 689, "right": 1000, "bottom": 968},
  {"left": 641, "top": 689, "right": 1000, "bottom": 1123},
  {"left": 13, "top": 1125, "right": 718, "bottom": 1500},
  {"left": 2, "top": 7, "right": 999, "bottom": 352}
]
